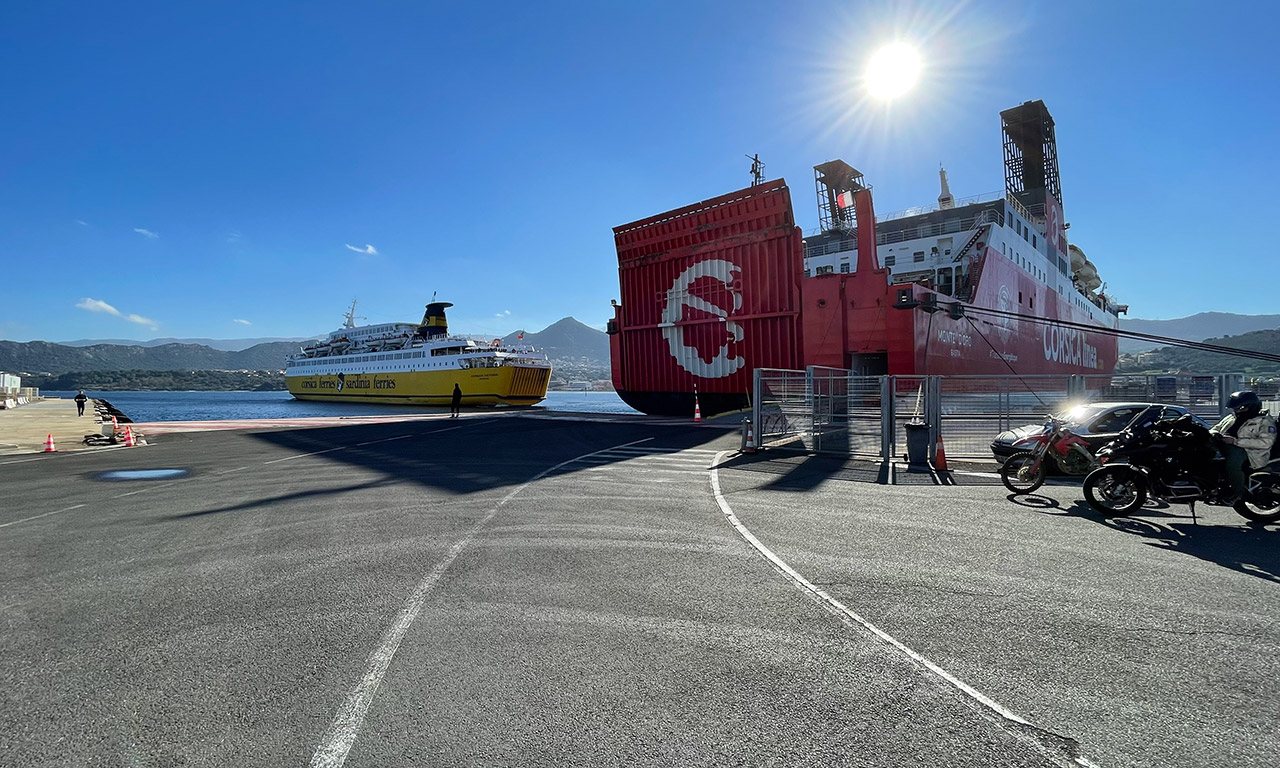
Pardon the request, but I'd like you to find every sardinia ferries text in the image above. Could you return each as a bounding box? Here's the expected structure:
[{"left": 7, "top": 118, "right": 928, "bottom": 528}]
[{"left": 1043, "top": 326, "right": 1099, "bottom": 369}]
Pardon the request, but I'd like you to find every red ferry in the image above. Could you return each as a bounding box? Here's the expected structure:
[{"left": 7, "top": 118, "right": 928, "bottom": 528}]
[{"left": 606, "top": 101, "right": 1125, "bottom": 418}]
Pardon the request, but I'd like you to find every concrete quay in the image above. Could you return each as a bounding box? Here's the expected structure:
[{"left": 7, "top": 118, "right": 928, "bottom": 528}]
[
  {"left": 1, "top": 413, "right": 1276, "bottom": 767},
  {"left": 0, "top": 398, "right": 114, "bottom": 455}
]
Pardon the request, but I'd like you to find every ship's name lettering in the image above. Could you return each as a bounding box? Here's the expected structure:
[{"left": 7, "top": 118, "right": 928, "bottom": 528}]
[
  {"left": 373, "top": 377, "right": 397, "bottom": 390},
  {"left": 936, "top": 329, "right": 972, "bottom": 347},
  {"left": 1043, "top": 325, "right": 1099, "bottom": 369}
]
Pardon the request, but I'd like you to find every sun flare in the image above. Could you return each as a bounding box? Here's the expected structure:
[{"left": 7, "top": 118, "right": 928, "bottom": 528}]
[{"left": 865, "top": 42, "right": 922, "bottom": 100}]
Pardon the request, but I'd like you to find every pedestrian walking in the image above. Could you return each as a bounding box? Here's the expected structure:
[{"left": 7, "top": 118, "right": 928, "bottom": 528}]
[
  {"left": 74, "top": 390, "right": 88, "bottom": 417},
  {"left": 451, "top": 383, "right": 462, "bottom": 418}
]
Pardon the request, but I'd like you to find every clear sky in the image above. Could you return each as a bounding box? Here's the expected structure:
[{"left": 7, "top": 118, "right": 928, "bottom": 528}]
[{"left": 2, "top": 1, "right": 1276, "bottom": 343}]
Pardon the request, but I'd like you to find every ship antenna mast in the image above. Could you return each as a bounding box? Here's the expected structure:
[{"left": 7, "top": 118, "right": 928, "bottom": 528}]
[
  {"left": 747, "top": 154, "right": 765, "bottom": 186},
  {"left": 342, "top": 298, "right": 366, "bottom": 329}
]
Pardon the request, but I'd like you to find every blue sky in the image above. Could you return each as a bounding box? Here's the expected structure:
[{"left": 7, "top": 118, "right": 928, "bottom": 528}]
[{"left": 2, "top": 1, "right": 1276, "bottom": 343}]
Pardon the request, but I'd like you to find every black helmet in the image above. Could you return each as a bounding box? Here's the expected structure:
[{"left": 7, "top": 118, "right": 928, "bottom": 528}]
[{"left": 1228, "top": 391, "right": 1263, "bottom": 419}]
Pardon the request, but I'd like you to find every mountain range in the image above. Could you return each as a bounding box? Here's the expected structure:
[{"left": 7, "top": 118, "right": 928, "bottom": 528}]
[
  {"left": 2, "top": 317, "right": 609, "bottom": 377},
  {"left": 1119, "top": 312, "right": 1280, "bottom": 354}
]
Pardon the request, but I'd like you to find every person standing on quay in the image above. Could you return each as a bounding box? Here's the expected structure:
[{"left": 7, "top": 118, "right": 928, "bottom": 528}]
[
  {"left": 451, "top": 383, "right": 462, "bottom": 418},
  {"left": 74, "top": 390, "right": 88, "bottom": 417}
]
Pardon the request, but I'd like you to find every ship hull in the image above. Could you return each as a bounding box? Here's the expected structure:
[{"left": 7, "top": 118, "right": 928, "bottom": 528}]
[
  {"left": 285, "top": 366, "right": 551, "bottom": 406},
  {"left": 609, "top": 182, "right": 1119, "bottom": 418}
]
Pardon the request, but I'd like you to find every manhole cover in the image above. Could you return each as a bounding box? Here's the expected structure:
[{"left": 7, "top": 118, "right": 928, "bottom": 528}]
[{"left": 99, "top": 469, "right": 189, "bottom": 481}]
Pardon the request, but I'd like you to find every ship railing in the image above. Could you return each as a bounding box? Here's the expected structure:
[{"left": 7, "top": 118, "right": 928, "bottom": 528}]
[
  {"left": 874, "top": 190, "right": 1003, "bottom": 224},
  {"left": 804, "top": 209, "right": 1004, "bottom": 261}
]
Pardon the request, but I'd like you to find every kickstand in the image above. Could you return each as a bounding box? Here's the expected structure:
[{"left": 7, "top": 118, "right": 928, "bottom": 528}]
[{"left": 1189, "top": 500, "right": 1198, "bottom": 526}]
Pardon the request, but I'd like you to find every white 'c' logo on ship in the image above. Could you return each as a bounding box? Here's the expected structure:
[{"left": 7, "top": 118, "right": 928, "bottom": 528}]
[{"left": 662, "top": 259, "right": 745, "bottom": 379}]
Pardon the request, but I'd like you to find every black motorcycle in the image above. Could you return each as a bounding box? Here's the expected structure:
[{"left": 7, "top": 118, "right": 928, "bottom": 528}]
[{"left": 1082, "top": 408, "right": 1280, "bottom": 523}]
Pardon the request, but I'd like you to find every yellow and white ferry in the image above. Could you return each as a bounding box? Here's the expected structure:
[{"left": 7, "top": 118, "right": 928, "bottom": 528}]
[{"left": 284, "top": 300, "right": 552, "bottom": 406}]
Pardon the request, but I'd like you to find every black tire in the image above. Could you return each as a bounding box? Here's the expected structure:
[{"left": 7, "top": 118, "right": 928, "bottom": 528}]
[
  {"left": 1235, "top": 474, "right": 1280, "bottom": 523},
  {"left": 1000, "top": 451, "right": 1047, "bottom": 494},
  {"left": 1083, "top": 465, "right": 1148, "bottom": 517}
]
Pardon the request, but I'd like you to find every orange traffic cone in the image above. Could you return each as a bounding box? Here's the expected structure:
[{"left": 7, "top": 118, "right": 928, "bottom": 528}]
[
  {"left": 694, "top": 396, "right": 702, "bottom": 423},
  {"left": 123, "top": 426, "right": 135, "bottom": 447},
  {"left": 43, "top": 434, "right": 56, "bottom": 452},
  {"left": 744, "top": 421, "right": 757, "bottom": 454},
  {"left": 111, "top": 415, "right": 119, "bottom": 434},
  {"left": 934, "top": 434, "right": 949, "bottom": 472}
]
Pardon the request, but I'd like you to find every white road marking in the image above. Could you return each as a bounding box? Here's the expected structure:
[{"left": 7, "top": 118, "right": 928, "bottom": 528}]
[
  {"left": 309, "top": 436, "right": 655, "bottom": 768},
  {"left": 356, "top": 435, "right": 412, "bottom": 446},
  {"left": 708, "top": 450, "right": 1098, "bottom": 768},
  {"left": 0, "top": 443, "right": 141, "bottom": 466},
  {"left": 214, "top": 466, "right": 250, "bottom": 475},
  {"left": 263, "top": 446, "right": 347, "bottom": 465},
  {"left": 112, "top": 480, "right": 185, "bottom": 499},
  {"left": 0, "top": 503, "right": 86, "bottom": 529}
]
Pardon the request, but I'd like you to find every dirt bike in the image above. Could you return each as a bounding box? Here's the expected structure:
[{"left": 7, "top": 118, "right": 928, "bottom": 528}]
[
  {"left": 999, "top": 416, "right": 1098, "bottom": 494},
  {"left": 1082, "top": 411, "right": 1280, "bottom": 523}
]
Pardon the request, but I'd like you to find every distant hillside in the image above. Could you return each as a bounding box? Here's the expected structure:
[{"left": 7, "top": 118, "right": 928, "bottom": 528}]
[
  {"left": 0, "top": 340, "right": 314, "bottom": 376},
  {"left": 1120, "top": 312, "right": 1280, "bottom": 354},
  {"left": 56, "top": 336, "right": 314, "bottom": 352},
  {"left": 1117, "top": 328, "right": 1280, "bottom": 374},
  {"left": 503, "top": 317, "right": 609, "bottom": 362}
]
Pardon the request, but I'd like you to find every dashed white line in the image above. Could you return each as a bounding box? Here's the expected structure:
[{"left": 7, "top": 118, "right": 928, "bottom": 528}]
[
  {"left": 0, "top": 504, "right": 86, "bottom": 529},
  {"left": 708, "top": 450, "right": 1098, "bottom": 768},
  {"left": 113, "top": 480, "right": 185, "bottom": 499},
  {"left": 214, "top": 466, "right": 250, "bottom": 475},
  {"left": 309, "top": 436, "right": 654, "bottom": 768},
  {"left": 263, "top": 446, "right": 347, "bottom": 465},
  {"left": 356, "top": 435, "right": 412, "bottom": 447}
]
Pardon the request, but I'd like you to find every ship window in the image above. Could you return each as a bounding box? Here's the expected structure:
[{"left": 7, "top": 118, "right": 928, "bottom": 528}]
[
  {"left": 1001, "top": 242, "right": 1006, "bottom": 255},
  {"left": 840, "top": 262, "right": 850, "bottom": 273},
  {"left": 884, "top": 255, "right": 895, "bottom": 267},
  {"left": 804, "top": 268, "right": 811, "bottom": 277},
  {"left": 1018, "top": 291, "right": 1023, "bottom": 304},
  {"left": 1032, "top": 234, "right": 1037, "bottom": 249},
  {"left": 913, "top": 251, "right": 925, "bottom": 263}
]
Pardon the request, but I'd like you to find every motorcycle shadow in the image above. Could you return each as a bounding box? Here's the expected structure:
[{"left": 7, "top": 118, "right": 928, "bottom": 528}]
[{"left": 1008, "top": 494, "right": 1280, "bottom": 584}]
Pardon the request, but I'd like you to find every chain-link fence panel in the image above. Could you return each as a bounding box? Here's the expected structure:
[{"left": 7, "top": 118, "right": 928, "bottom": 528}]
[{"left": 937, "top": 375, "right": 1072, "bottom": 459}]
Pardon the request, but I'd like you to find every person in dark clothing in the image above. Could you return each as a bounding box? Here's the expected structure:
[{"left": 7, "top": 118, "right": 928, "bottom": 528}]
[
  {"left": 74, "top": 390, "right": 88, "bottom": 417},
  {"left": 451, "top": 383, "right": 462, "bottom": 418}
]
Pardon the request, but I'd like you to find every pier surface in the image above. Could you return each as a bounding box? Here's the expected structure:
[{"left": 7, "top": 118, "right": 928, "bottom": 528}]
[
  {"left": 2, "top": 413, "right": 1276, "bottom": 767},
  {"left": 0, "top": 398, "right": 104, "bottom": 455}
]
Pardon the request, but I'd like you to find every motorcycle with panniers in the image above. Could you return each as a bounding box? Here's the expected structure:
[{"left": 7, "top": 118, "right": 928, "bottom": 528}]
[
  {"left": 1081, "top": 406, "right": 1280, "bottom": 523},
  {"left": 999, "top": 415, "right": 1098, "bottom": 494}
]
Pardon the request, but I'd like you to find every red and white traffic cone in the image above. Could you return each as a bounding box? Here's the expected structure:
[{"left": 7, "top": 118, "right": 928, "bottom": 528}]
[
  {"left": 123, "top": 426, "right": 135, "bottom": 447},
  {"left": 43, "top": 434, "right": 56, "bottom": 453},
  {"left": 934, "top": 434, "right": 949, "bottom": 472},
  {"left": 744, "top": 421, "right": 757, "bottom": 454},
  {"left": 111, "top": 415, "right": 119, "bottom": 434},
  {"left": 694, "top": 396, "right": 702, "bottom": 423}
]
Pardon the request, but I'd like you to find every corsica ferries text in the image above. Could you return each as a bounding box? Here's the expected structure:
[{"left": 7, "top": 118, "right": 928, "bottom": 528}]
[
  {"left": 300, "top": 376, "right": 398, "bottom": 390},
  {"left": 1043, "top": 325, "right": 1099, "bottom": 369}
]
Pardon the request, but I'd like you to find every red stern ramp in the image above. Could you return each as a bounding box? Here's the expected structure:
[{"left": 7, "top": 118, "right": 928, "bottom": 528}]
[{"left": 609, "top": 180, "right": 805, "bottom": 417}]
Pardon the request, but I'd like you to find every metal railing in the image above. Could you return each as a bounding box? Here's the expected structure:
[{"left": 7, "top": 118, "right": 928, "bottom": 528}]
[{"left": 754, "top": 370, "right": 1249, "bottom": 463}]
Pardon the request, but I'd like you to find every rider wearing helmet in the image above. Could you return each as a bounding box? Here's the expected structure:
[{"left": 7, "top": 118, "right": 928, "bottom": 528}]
[{"left": 1210, "top": 391, "right": 1277, "bottom": 500}]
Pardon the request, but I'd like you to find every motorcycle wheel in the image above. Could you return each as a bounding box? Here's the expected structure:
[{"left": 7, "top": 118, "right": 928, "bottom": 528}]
[
  {"left": 1083, "top": 466, "right": 1148, "bottom": 517},
  {"left": 1234, "top": 475, "right": 1280, "bottom": 523},
  {"left": 1000, "top": 451, "right": 1046, "bottom": 494}
]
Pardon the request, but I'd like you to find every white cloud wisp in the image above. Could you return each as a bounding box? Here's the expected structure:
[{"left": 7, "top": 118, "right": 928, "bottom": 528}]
[
  {"left": 75, "top": 297, "right": 159, "bottom": 330},
  {"left": 233, "top": 318, "right": 252, "bottom": 325},
  {"left": 345, "top": 243, "right": 378, "bottom": 255},
  {"left": 133, "top": 228, "right": 159, "bottom": 239}
]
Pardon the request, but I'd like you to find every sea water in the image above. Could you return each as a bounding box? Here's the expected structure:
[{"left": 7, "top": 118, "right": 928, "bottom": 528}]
[{"left": 41, "top": 390, "right": 638, "bottom": 423}]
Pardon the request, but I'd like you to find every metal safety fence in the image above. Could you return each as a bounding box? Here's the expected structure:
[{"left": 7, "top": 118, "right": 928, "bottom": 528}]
[{"left": 753, "top": 369, "right": 1248, "bottom": 461}]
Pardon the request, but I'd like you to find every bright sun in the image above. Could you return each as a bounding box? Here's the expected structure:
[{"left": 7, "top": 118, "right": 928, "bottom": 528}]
[{"left": 865, "top": 42, "right": 922, "bottom": 100}]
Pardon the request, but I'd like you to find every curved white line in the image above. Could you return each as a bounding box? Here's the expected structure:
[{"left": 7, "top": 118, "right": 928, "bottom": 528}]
[
  {"left": 310, "top": 437, "right": 654, "bottom": 768},
  {"left": 708, "top": 451, "right": 1098, "bottom": 768}
]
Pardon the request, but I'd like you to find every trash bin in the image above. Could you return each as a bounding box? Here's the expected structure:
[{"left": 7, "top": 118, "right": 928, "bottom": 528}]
[{"left": 904, "top": 421, "right": 931, "bottom": 465}]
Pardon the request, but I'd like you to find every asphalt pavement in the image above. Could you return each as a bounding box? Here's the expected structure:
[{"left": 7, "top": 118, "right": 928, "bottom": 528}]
[{"left": 1, "top": 413, "right": 1276, "bottom": 767}]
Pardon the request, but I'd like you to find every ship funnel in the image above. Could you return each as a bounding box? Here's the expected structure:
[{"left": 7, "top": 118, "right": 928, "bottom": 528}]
[
  {"left": 938, "top": 166, "right": 954, "bottom": 210},
  {"left": 419, "top": 301, "right": 453, "bottom": 340}
]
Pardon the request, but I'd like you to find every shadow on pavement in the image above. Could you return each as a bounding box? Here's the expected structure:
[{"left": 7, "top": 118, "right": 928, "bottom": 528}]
[
  {"left": 1010, "top": 494, "right": 1280, "bottom": 584},
  {"left": 716, "top": 451, "right": 889, "bottom": 489},
  {"left": 168, "top": 415, "right": 729, "bottom": 519}
]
